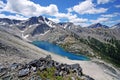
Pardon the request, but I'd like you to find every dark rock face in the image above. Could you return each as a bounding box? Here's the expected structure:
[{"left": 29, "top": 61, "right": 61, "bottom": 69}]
[
  {"left": 25, "top": 17, "right": 39, "bottom": 25},
  {"left": 31, "top": 24, "right": 50, "bottom": 36},
  {"left": 0, "top": 18, "right": 21, "bottom": 24},
  {"left": 0, "top": 55, "right": 94, "bottom": 80},
  {"left": 0, "top": 18, "right": 13, "bottom": 24}
]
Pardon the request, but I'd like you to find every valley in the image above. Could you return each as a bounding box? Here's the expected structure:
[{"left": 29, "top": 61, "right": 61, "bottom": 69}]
[{"left": 0, "top": 16, "right": 120, "bottom": 80}]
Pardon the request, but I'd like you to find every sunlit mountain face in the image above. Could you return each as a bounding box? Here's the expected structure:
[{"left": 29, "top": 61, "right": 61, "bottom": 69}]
[{"left": 0, "top": 0, "right": 120, "bottom": 27}]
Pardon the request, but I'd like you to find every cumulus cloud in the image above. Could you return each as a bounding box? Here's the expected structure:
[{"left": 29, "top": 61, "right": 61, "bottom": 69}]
[
  {"left": 68, "top": 0, "right": 107, "bottom": 14},
  {"left": 0, "top": 0, "right": 6, "bottom": 8},
  {"left": 0, "top": 13, "right": 27, "bottom": 20},
  {"left": 97, "top": 0, "right": 111, "bottom": 4},
  {"left": 48, "top": 18, "right": 60, "bottom": 23},
  {"left": 2, "top": 0, "right": 58, "bottom": 17},
  {"left": 90, "top": 17, "right": 109, "bottom": 23},
  {"left": 68, "top": 16, "right": 88, "bottom": 24},
  {"left": 55, "top": 13, "right": 88, "bottom": 24}
]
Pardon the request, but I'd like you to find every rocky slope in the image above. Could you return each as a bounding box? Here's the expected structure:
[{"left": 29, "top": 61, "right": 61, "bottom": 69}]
[{"left": 0, "top": 29, "right": 48, "bottom": 64}]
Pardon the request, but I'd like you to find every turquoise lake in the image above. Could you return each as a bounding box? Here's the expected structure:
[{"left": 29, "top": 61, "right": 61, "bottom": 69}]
[{"left": 32, "top": 41, "right": 89, "bottom": 60}]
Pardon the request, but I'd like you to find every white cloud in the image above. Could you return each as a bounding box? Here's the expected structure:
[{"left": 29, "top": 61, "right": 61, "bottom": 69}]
[
  {"left": 80, "top": 23, "right": 91, "bottom": 27},
  {"left": 68, "top": 0, "right": 107, "bottom": 14},
  {"left": 55, "top": 13, "right": 88, "bottom": 24},
  {"left": 48, "top": 18, "right": 60, "bottom": 23},
  {"left": 0, "top": 13, "right": 27, "bottom": 20},
  {"left": 97, "top": 0, "right": 111, "bottom": 4},
  {"left": 2, "top": 0, "right": 58, "bottom": 17},
  {"left": 101, "top": 14, "right": 115, "bottom": 18},
  {"left": 115, "top": 5, "right": 120, "bottom": 8},
  {"left": 69, "top": 17, "right": 88, "bottom": 24},
  {"left": 101, "top": 12, "right": 120, "bottom": 18},
  {"left": 0, "top": 0, "right": 88, "bottom": 25},
  {"left": 90, "top": 17, "right": 109, "bottom": 23},
  {"left": 0, "top": 0, "right": 6, "bottom": 8}
]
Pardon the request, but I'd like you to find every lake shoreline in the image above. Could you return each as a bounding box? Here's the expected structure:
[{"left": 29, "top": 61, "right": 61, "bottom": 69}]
[
  {"left": 47, "top": 52, "right": 120, "bottom": 80},
  {"left": 32, "top": 41, "right": 90, "bottom": 60}
]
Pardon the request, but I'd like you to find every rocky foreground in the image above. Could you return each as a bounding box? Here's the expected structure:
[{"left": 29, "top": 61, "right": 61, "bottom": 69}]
[{"left": 0, "top": 55, "right": 94, "bottom": 80}]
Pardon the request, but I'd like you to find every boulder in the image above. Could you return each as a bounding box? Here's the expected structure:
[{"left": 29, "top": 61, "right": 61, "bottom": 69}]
[
  {"left": 10, "top": 63, "right": 19, "bottom": 70},
  {"left": 18, "top": 68, "right": 30, "bottom": 77},
  {"left": 31, "top": 66, "right": 37, "bottom": 72},
  {"left": 54, "top": 61, "right": 61, "bottom": 68},
  {"left": 71, "top": 64, "right": 80, "bottom": 69},
  {"left": 39, "top": 65, "right": 47, "bottom": 71},
  {"left": 39, "top": 57, "right": 46, "bottom": 62},
  {"left": 45, "top": 55, "right": 52, "bottom": 61},
  {"left": 28, "top": 60, "right": 39, "bottom": 67},
  {"left": 55, "top": 70, "right": 64, "bottom": 76},
  {"left": 47, "top": 60, "right": 54, "bottom": 68}
]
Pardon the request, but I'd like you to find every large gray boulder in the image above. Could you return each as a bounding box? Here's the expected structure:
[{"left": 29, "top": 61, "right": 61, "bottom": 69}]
[{"left": 18, "top": 68, "right": 30, "bottom": 77}]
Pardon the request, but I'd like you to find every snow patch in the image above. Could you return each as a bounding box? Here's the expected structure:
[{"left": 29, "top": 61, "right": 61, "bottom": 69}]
[
  {"left": 21, "top": 34, "right": 31, "bottom": 42},
  {"left": 29, "top": 25, "right": 32, "bottom": 28},
  {"left": 0, "top": 22, "right": 7, "bottom": 25},
  {"left": 43, "top": 17, "right": 55, "bottom": 28},
  {"left": 38, "top": 19, "right": 44, "bottom": 23},
  {"left": 23, "top": 34, "right": 29, "bottom": 39}
]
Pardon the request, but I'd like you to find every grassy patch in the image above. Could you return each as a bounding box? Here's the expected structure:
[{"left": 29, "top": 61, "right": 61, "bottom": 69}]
[{"left": 37, "top": 67, "right": 83, "bottom": 80}]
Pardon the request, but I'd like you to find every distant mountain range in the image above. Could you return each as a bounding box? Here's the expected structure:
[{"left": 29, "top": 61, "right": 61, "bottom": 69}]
[
  {"left": 0, "top": 16, "right": 120, "bottom": 42},
  {"left": 0, "top": 16, "right": 120, "bottom": 63}
]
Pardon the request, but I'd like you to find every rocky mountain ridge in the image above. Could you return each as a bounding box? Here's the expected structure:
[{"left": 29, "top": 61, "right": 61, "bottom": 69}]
[{"left": 0, "top": 16, "right": 120, "bottom": 42}]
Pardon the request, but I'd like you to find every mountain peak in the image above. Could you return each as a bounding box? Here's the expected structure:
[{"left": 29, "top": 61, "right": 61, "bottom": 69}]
[{"left": 88, "top": 23, "right": 109, "bottom": 28}]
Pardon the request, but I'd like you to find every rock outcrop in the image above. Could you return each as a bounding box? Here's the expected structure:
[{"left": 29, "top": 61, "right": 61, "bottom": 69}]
[{"left": 0, "top": 55, "right": 94, "bottom": 80}]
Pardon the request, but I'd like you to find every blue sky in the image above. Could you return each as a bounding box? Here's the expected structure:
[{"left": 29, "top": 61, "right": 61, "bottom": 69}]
[{"left": 0, "top": 0, "right": 120, "bottom": 27}]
